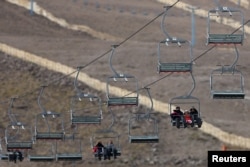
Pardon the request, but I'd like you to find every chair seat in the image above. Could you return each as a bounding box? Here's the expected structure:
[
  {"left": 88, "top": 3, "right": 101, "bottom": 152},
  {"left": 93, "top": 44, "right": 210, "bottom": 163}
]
[
  {"left": 36, "top": 132, "right": 64, "bottom": 140},
  {"left": 129, "top": 135, "right": 159, "bottom": 143},
  {"left": 158, "top": 63, "right": 192, "bottom": 73},
  {"left": 207, "top": 34, "right": 243, "bottom": 45},
  {"left": 72, "top": 116, "right": 101, "bottom": 124},
  {"left": 108, "top": 97, "right": 138, "bottom": 106},
  {"left": 7, "top": 141, "right": 33, "bottom": 149},
  {"left": 56, "top": 153, "right": 82, "bottom": 161},
  {"left": 211, "top": 91, "right": 245, "bottom": 99},
  {"left": 28, "top": 155, "right": 55, "bottom": 161}
]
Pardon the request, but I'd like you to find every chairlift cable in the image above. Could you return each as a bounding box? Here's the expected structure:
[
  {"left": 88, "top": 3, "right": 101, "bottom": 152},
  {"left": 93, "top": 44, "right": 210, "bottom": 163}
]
[
  {"left": 119, "top": 19, "right": 250, "bottom": 98},
  {"left": 0, "top": 1, "right": 180, "bottom": 106},
  {"left": 0, "top": 3, "right": 248, "bottom": 106},
  {"left": 44, "top": 18, "right": 250, "bottom": 110}
]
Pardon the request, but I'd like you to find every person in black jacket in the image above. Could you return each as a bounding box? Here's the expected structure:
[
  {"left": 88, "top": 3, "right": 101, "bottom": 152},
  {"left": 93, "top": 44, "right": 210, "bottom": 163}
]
[
  {"left": 190, "top": 106, "right": 198, "bottom": 121},
  {"left": 95, "top": 141, "right": 107, "bottom": 160},
  {"left": 106, "top": 140, "right": 118, "bottom": 160},
  {"left": 16, "top": 150, "right": 23, "bottom": 162},
  {"left": 171, "top": 106, "right": 183, "bottom": 120}
]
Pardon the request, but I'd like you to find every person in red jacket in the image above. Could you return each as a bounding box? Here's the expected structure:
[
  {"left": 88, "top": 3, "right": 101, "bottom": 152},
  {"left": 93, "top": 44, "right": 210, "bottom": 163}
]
[
  {"left": 184, "top": 110, "right": 193, "bottom": 124},
  {"left": 94, "top": 141, "right": 107, "bottom": 160}
]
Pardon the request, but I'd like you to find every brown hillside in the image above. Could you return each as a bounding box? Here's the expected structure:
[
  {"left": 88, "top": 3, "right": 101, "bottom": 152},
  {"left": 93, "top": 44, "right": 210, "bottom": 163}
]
[{"left": 0, "top": 0, "right": 250, "bottom": 167}]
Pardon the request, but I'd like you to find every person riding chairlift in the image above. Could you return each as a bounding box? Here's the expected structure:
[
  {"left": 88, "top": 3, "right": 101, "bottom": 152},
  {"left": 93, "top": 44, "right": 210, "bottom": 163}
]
[
  {"left": 190, "top": 106, "right": 199, "bottom": 122},
  {"left": 171, "top": 106, "right": 183, "bottom": 120},
  {"left": 106, "top": 140, "right": 117, "bottom": 160},
  {"left": 93, "top": 141, "right": 107, "bottom": 160},
  {"left": 184, "top": 110, "right": 193, "bottom": 125}
]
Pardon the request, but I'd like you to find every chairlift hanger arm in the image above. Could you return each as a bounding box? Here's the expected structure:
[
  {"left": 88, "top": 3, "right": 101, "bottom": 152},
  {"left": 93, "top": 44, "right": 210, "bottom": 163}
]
[
  {"left": 188, "top": 72, "right": 196, "bottom": 96},
  {"left": 37, "top": 85, "right": 48, "bottom": 114},
  {"left": 231, "top": 44, "right": 239, "bottom": 69},
  {"left": 74, "top": 66, "right": 83, "bottom": 96},
  {"left": 145, "top": 87, "right": 153, "bottom": 113},
  {"left": 160, "top": 0, "right": 180, "bottom": 38},
  {"left": 74, "top": 66, "right": 98, "bottom": 99},
  {"left": 7, "top": 97, "right": 18, "bottom": 125},
  {"left": 108, "top": 45, "right": 138, "bottom": 78},
  {"left": 109, "top": 45, "right": 120, "bottom": 77},
  {"left": 161, "top": 6, "right": 172, "bottom": 39}
]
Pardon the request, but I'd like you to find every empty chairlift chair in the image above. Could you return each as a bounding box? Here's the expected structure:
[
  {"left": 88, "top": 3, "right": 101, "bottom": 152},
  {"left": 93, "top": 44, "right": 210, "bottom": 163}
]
[
  {"left": 28, "top": 143, "right": 55, "bottom": 162},
  {"left": 207, "top": 6, "right": 244, "bottom": 45},
  {"left": 34, "top": 86, "right": 65, "bottom": 141},
  {"left": 210, "top": 44, "right": 245, "bottom": 99},
  {"left": 107, "top": 74, "right": 139, "bottom": 106},
  {"left": 210, "top": 67, "right": 245, "bottom": 99},
  {"left": 28, "top": 154, "right": 55, "bottom": 162},
  {"left": 70, "top": 66, "right": 103, "bottom": 124},
  {"left": 5, "top": 97, "right": 33, "bottom": 150},
  {"left": 70, "top": 94, "right": 102, "bottom": 124},
  {"left": 35, "top": 111, "right": 65, "bottom": 140},
  {"left": 158, "top": 5, "right": 193, "bottom": 73},
  {"left": 128, "top": 88, "right": 159, "bottom": 143},
  {"left": 128, "top": 114, "right": 159, "bottom": 143},
  {"left": 55, "top": 138, "right": 83, "bottom": 161},
  {"left": 5, "top": 122, "right": 33, "bottom": 150},
  {"left": 157, "top": 37, "right": 193, "bottom": 73},
  {"left": 106, "top": 45, "right": 139, "bottom": 107}
]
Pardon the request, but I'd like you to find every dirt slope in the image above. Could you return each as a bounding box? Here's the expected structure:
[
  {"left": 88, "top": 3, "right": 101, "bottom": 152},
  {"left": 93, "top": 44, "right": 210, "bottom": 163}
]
[{"left": 0, "top": 0, "right": 250, "bottom": 167}]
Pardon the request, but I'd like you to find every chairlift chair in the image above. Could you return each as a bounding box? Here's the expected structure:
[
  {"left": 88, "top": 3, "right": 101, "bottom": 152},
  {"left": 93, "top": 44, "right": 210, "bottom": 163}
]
[
  {"left": 169, "top": 73, "right": 202, "bottom": 128},
  {"left": 34, "top": 86, "right": 65, "bottom": 141},
  {"left": 5, "top": 123, "right": 33, "bottom": 150},
  {"left": 128, "top": 88, "right": 159, "bottom": 143},
  {"left": 210, "top": 44, "right": 245, "bottom": 99},
  {"left": 1, "top": 152, "right": 23, "bottom": 162},
  {"left": 90, "top": 104, "right": 121, "bottom": 160},
  {"left": 55, "top": 139, "right": 83, "bottom": 161},
  {"left": 158, "top": 5, "right": 193, "bottom": 73},
  {"left": 106, "top": 45, "right": 139, "bottom": 107},
  {"left": 106, "top": 74, "right": 139, "bottom": 106},
  {"left": 169, "top": 95, "right": 202, "bottom": 128},
  {"left": 70, "top": 93, "right": 102, "bottom": 125},
  {"left": 28, "top": 155, "right": 55, "bottom": 162},
  {"left": 90, "top": 130, "right": 121, "bottom": 159},
  {"left": 1, "top": 138, "right": 24, "bottom": 162},
  {"left": 207, "top": 6, "right": 244, "bottom": 45},
  {"left": 71, "top": 66, "right": 103, "bottom": 124},
  {"left": 128, "top": 114, "right": 159, "bottom": 143},
  {"left": 5, "top": 98, "right": 33, "bottom": 150},
  {"left": 210, "top": 67, "right": 245, "bottom": 99},
  {"left": 157, "top": 37, "right": 193, "bottom": 73},
  {"left": 28, "top": 143, "right": 55, "bottom": 162},
  {"left": 35, "top": 111, "right": 65, "bottom": 140}
]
